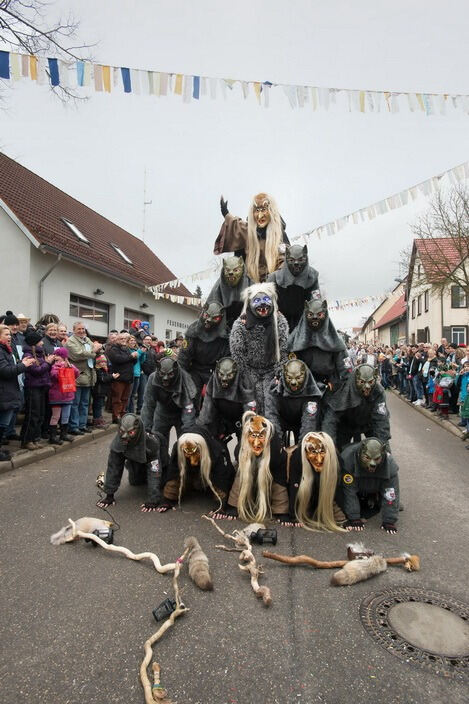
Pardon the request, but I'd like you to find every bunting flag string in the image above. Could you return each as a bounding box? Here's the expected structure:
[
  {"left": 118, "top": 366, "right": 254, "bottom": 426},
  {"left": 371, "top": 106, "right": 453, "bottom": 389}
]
[
  {"left": 292, "top": 160, "right": 469, "bottom": 244},
  {"left": 150, "top": 291, "right": 203, "bottom": 307},
  {"left": 1, "top": 49, "right": 469, "bottom": 116},
  {"left": 147, "top": 261, "right": 221, "bottom": 294}
]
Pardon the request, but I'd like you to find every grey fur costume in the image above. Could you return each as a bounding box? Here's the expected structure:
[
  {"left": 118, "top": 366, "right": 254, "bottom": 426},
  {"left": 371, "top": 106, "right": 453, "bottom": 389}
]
[
  {"left": 103, "top": 418, "right": 168, "bottom": 505},
  {"left": 288, "top": 307, "right": 348, "bottom": 388},
  {"left": 196, "top": 368, "right": 256, "bottom": 440},
  {"left": 321, "top": 376, "right": 390, "bottom": 450},
  {"left": 229, "top": 312, "right": 289, "bottom": 414},
  {"left": 141, "top": 366, "right": 197, "bottom": 441},
  {"left": 265, "top": 366, "right": 322, "bottom": 441}
]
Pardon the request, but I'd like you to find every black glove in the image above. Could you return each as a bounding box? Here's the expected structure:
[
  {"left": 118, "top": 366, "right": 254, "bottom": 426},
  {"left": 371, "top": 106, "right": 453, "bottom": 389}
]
[
  {"left": 381, "top": 523, "right": 398, "bottom": 534},
  {"left": 344, "top": 518, "right": 365, "bottom": 531},
  {"left": 96, "top": 493, "right": 115, "bottom": 508},
  {"left": 141, "top": 502, "right": 159, "bottom": 512},
  {"left": 220, "top": 195, "right": 229, "bottom": 218}
]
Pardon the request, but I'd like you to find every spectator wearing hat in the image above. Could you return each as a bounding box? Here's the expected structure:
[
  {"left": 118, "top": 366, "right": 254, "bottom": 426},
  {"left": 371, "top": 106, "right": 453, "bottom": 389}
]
[
  {"left": 15, "top": 313, "right": 31, "bottom": 347},
  {"left": 48, "top": 347, "right": 80, "bottom": 444},
  {"left": 65, "top": 322, "right": 102, "bottom": 436},
  {"left": 0, "top": 324, "right": 35, "bottom": 460},
  {"left": 20, "top": 330, "right": 56, "bottom": 450},
  {"left": 92, "top": 354, "right": 118, "bottom": 427}
]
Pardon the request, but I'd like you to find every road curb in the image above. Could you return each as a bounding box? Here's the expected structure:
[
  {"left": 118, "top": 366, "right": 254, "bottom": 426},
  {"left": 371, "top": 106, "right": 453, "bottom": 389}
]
[
  {"left": 389, "top": 389, "right": 466, "bottom": 439},
  {"left": 0, "top": 424, "right": 115, "bottom": 475}
]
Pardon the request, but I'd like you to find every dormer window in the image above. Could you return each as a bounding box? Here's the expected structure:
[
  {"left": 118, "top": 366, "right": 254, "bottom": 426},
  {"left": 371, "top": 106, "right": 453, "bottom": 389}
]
[
  {"left": 61, "top": 217, "right": 89, "bottom": 244},
  {"left": 111, "top": 243, "right": 133, "bottom": 264}
]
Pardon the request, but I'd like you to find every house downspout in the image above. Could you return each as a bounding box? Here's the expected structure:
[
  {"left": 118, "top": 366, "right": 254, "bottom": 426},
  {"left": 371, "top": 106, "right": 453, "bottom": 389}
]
[
  {"left": 38, "top": 253, "right": 62, "bottom": 320},
  {"left": 440, "top": 290, "right": 444, "bottom": 339}
]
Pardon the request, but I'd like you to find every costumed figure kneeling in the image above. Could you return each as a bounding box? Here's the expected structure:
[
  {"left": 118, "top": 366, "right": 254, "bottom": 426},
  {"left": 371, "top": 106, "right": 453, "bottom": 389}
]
[
  {"left": 156, "top": 426, "right": 235, "bottom": 514},
  {"left": 96, "top": 413, "right": 168, "bottom": 512},
  {"left": 212, "top": 411, "right": 289, "bottom": 524}
]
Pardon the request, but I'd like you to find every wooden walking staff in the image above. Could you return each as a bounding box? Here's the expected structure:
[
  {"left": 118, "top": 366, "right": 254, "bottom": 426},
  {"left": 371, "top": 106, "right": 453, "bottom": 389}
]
[{"left": 262, "top": 550, "right": 420, "bottom": 572}]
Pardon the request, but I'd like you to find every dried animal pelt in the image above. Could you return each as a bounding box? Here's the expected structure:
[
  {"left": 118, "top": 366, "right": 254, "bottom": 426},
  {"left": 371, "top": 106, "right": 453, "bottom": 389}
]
[
  {"left": 331, "top": 555, "right": 387, "bottom": 586},
  {"left": 50, "top": 517, "right": 112, "bottom": 545},
  {"left": 184, "top": 536, "right": 213, "bottom": 591}
]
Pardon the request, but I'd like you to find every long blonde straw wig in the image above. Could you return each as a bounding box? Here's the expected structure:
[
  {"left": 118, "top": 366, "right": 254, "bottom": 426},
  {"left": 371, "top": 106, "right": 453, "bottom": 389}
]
[
  {"left": 177, "top": 433, "right": 222, "bottom": 510},
  {"left": 246, "top": 193, "right": 283, "bottom": 282},
  {"left": 295, "top": 432, "right": 345, "bottom": 532},
  {"left": 237, "top": 411, "right": 274, "bottom": 523}
]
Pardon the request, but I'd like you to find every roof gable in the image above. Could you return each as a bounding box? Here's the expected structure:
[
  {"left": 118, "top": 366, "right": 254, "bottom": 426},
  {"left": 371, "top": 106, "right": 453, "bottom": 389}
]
[
  {"left": 0, "top": 152, "right": 191, "bottom": 296},
  {"left": 373, "top": 294, "right": 406, "bottom": 329}
]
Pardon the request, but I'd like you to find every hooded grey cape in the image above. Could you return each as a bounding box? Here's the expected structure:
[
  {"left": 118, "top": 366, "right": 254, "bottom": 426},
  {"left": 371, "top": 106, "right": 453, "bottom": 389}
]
[
  {"left": 197, "top": 368, "right": 256, "bottom": 438},
  {"left": 265, "top": 367, "right": 322, "bottom": 440},
  {"left": 206, "top": 272, "right": 251, "bottom": 328},
  {"left": 267, "top": 262, "right": 319, "bottom": 332},
  {"left": 288, "top": 311, "right": 348, "bottom": 387}
]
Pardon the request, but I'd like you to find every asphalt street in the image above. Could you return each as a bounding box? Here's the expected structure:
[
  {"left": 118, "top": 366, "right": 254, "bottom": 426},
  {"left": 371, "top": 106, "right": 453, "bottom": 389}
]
[{"left": 1, "top": 392, "right": 468, "bottom": 704}]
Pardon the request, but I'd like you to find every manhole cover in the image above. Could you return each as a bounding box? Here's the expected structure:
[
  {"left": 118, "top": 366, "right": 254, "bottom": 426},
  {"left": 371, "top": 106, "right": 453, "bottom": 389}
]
[{"left": 360, "top": 587, "right": 469, "bottom": 680}]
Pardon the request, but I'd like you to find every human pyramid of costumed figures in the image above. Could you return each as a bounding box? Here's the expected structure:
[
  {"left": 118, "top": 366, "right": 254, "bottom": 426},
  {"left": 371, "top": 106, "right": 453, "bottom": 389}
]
[{"left": 97, "top": 193, "right": 399, "bottom": 534}]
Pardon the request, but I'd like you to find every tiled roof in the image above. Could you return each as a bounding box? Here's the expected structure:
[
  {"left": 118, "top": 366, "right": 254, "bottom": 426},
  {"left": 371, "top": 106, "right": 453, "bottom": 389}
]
[
  {"left": 0, "top": 152, "right": 191, "bottom": 296},
  {"left": 373, "top": 294, "right": 406, "bottom": 329},
  {"left": 415, "top": 237, "right": 467, "bottom": 282}
]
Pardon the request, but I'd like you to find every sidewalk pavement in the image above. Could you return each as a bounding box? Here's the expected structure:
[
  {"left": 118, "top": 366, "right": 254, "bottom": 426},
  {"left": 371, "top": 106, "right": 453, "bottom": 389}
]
[
  {"left": 0, "top": 413, "right": 116, "bottom": 475},
  {"left": 388, "top": 388, "right": 467, "bottom": 440}
]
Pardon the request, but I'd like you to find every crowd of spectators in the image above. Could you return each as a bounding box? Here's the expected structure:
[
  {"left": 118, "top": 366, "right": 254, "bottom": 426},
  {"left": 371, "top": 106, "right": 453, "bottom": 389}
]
[
  {"left": 0, "top": 311, "right": 184, "bottom": 461},
  {"left": 346, "top": 338, "right": 469, "bottom": 444}
]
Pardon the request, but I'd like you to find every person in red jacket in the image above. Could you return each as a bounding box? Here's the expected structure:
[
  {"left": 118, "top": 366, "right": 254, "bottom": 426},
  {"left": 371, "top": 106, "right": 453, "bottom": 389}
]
[{"left": 48, "top": 347, "right": 80, "bottom": 444}]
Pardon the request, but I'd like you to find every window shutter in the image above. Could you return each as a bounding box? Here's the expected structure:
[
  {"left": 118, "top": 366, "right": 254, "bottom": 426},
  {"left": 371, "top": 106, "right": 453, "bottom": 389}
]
[
  {"left": 442, "top": 326, "right": 451, "bottom": 341},
  {"left": 417, "top": 328, "right": 426, "bottom": 343},
  {"left": 451, "top": 286, "right": 460, "bottom": 308}
]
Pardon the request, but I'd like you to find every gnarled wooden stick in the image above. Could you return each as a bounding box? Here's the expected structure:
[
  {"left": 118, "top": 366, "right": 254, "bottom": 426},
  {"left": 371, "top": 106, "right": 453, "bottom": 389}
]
[
  {"left": 263, "top": 550, "right": 420, "bottom": 572},
  {"left": 203, "top": 515, "right": 272, "bottom": 606},
  {"left": 140, "top": 548, "right": 190, "bottom": 704},
  {"left": 68, "top": 519, "right": 177, "bottom": 574}
]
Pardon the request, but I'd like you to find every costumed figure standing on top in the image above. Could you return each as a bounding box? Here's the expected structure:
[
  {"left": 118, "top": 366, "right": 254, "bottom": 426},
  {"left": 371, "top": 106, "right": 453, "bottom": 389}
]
[
  {"left": 287, "top": 431, "right": 346, "bottom": 531},
  {"left": 178, "top": 301, "right": 230, "bottom": 409},
  {"left": 196, "top": 357, "right": 256, "bottom": 442},
  {"left": 321, "top": 364, "right": 391, "bottom": 451},
  {"left": 206, "top": 256, "right": 251, "bottom": 329},
  {"left": 338, "top": 437, "right": 400, "bottom": 534},
  {"left": 141, "top": 357, "right": 197, "bottom": 442},
  {"left": 156, "top": 426, "right": 235, "bottom": 514},
  {"left": 230, "top": 282, "right": 288, "bottom": 414},
  {"left": 265, "top": 358, "right": 322, "bottom": 444},
  {"left": 212, "top": 411, "right": 290, "bottom": 523},
  {"left": 96, "top": 413, "right": 168, "bottom": 512},
  {"left": 267, "top": 244, "right": 319, "bottom": 332},
  {"left": 288, "top": 294, "right": 350, "bottom": 392},
  {"left": 214, "top": 193, "right": 289, "bottom": 282}
]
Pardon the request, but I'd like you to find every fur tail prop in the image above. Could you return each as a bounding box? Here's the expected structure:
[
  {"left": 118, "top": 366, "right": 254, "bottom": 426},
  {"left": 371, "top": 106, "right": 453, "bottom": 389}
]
[
  {"left": 184, "top": 536, "right": 213, "bottom": 591},
  {"left": 50, "top": 517, "right": 112, "bottom": 545},
  {"left": 331, "top": 555, "right": 387, "bottom": 586}
]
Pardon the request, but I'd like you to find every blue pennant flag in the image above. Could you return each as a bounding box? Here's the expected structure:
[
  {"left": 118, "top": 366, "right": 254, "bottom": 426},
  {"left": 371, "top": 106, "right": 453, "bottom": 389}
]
[
  {"left": 121, "top": 67, "right": 131, "bottom": 93},
  {"left": 0, "top": 51, "right": 9, "bottom": 79},
  {"left": 193, "top": 75, "right": 200, "bottom": 99},
  {"left": 48, "top": 58, "right": 59, "bottom": 86}
]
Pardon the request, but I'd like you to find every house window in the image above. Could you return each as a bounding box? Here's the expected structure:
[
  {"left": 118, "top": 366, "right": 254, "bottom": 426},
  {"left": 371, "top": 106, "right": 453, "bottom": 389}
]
[
  {"left": 111, "top": 243, "right": 133, "bottom": 265},
  {"left": 69, "top": 294, "right": 109, "bottom": 323},
  {"left": 165, "top": 329, "right": 172, "bottom": 342},
  {"left": 61, "top": 218, "right": 90, "bottom": 244},
  {"left": 451, "top": 286, "right": 467, "bottom": 308},
  {"left": 123, "top": 308, "right": 143, "bottom": 331},
  {"left": 417, "top": 295, "right": 422, "bottom": 315},
  {"left": 451, "top": 327, "right": 467, "bottom": 345},
  {"left": 411, "top": 299, "right": 416, "bottom": 319},
  {"left": 424, "top": 290, "right": 429, "bottom": 312}
]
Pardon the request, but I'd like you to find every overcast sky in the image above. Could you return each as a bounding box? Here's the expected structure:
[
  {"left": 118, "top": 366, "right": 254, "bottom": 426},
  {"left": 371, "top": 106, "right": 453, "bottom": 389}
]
[{"left": 1, "top": 0, "right": 468, "bottom": 330}]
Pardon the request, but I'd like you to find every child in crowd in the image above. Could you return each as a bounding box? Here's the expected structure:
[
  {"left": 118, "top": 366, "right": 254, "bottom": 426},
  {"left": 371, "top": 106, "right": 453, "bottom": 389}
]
[
  {"left": 461, "top": 381, "right": 469, "bottom": 444},
  {"left": 48, "top": 348, "right": 80, "bottom": 444},
  {"left": 456, "top": 361, "right": 469, "bottom": 426},
  {"left": 92, "top": 354, "right": 118, "bottom": 427}
]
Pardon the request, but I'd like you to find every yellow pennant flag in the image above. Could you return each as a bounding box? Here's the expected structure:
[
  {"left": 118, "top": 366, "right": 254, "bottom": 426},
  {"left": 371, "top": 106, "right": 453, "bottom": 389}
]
[
  {"left": 359, "top": 91, "right": 365, "bottom": 112},
  {"left": 102, "top": 65, "right": 111, "bottom": 92},
  {"left": 416, "top": 93, "right": 425, "bottom": 111},
  {"left": 253, "top": 82, "right": 261, "bottom": 103},
  {"left": 29, "top": 55, "right": 38, "bottom": 80},
  {"left": 174, "top": 74, "right": 183, "bottom": 95}
]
